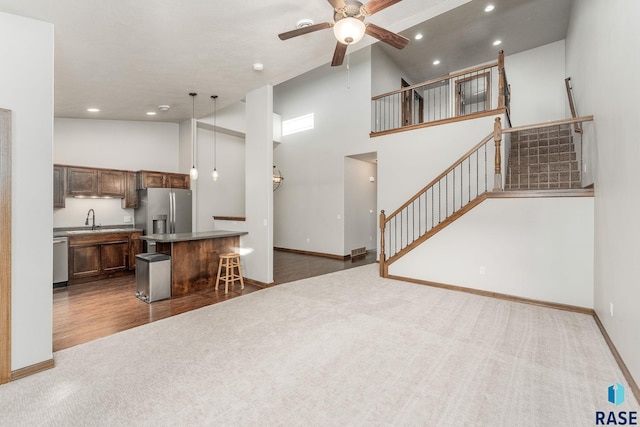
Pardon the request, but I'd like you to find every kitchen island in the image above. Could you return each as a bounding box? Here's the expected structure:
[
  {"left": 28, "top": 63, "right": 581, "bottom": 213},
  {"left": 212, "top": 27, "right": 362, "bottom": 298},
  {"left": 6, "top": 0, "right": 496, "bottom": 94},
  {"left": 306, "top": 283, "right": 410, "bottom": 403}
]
[{"left": 141, "top": 230, "right": 248, "bottom": 297}]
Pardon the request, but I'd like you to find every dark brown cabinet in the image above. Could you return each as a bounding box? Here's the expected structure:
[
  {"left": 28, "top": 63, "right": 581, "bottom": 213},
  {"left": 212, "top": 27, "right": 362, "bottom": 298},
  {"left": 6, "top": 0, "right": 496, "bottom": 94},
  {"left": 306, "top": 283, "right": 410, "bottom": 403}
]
[
  {"left": 167, "top": 173, "right": 190, "bottom": 189},
  {"left": 55, "top": 165, "right": 189, "bottom": 208},
  {"left": 66, "top": 166, "right": 126, "bottom": 198},
  {"left": 129, "top": 231, "right": 143, "bottom": 270},
  {"left": 68, "top": 231, "right": 138, "bottom": 284},
  {"left": 138, "top": 170, "right": 190, "bottom": 190},
  {"left": 53, "top": 165, "right": 66, "bottom": 208},
  {"left": 69, "top": 244, "right": 101, "bottom": 280},
  {"left": 67, "top": 167, "right": 98, "bottom": 196},
  {"left": 100, "top": 241, "right": 129, "bottom": 273},
  {"left": 137, "top": 171, "right": 166, "bottom": 189},
  {"left": 122, "top": 171, "right": 138, "bottom": 209},
  {"left": 97, "top": 170, "right": 125, "bottom": 197}
]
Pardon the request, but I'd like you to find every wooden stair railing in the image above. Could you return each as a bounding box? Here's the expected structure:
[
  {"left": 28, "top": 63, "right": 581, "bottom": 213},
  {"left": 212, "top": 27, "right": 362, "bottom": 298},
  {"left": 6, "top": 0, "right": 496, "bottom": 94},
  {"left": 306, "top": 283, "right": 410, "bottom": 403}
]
[{"left": 379, "top": 115, "right": 595, "bottom": 277}]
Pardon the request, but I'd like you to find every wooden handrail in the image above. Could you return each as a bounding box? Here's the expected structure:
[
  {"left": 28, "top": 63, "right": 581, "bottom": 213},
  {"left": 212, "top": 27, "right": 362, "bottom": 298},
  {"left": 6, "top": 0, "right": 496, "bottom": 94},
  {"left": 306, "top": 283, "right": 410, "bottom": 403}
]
[
  {"left": 384, "top": 131, "right": 494, "bottom": 223},
  {"left": 503, "top": 115, "right": 594, "bottom": 134},
  {"left": 372, "top": 61, "right": 499, "bottom": 101}
]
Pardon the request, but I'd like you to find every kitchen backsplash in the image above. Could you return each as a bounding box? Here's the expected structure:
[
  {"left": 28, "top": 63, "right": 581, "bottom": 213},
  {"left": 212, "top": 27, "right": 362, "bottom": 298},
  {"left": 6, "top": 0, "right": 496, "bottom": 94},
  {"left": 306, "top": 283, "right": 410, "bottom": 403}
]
[{"left": 53, "top": 197, "right": 134, "bottom": 228}]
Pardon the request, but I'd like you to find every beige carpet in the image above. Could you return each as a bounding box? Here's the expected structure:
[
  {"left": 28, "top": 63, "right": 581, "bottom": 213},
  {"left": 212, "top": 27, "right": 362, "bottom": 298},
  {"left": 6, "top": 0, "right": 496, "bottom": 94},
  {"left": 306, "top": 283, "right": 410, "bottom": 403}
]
[{"left": 1, "top": 264, "right": 637, "bottom": 426}]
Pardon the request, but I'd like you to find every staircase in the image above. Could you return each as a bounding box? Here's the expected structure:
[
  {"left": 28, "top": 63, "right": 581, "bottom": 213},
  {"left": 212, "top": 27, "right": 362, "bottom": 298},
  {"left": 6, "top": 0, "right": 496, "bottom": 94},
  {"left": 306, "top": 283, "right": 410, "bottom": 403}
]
[{"left": 506, "top": 124, "right": 581, "bottom": 190}]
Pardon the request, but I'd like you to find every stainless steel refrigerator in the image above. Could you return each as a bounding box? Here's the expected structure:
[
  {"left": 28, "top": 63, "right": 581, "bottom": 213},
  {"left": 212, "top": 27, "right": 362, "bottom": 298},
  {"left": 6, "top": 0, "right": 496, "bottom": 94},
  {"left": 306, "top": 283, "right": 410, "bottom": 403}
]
[{"left": 135, "top": 188, "right": 192, "bottom": 252}]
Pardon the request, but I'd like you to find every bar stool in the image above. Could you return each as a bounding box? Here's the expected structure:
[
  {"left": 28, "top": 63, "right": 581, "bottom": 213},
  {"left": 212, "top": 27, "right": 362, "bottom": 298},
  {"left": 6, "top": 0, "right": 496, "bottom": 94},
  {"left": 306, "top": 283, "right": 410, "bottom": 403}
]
[{"left": 215, "top": 253, "right": 244, "bottom": 295}]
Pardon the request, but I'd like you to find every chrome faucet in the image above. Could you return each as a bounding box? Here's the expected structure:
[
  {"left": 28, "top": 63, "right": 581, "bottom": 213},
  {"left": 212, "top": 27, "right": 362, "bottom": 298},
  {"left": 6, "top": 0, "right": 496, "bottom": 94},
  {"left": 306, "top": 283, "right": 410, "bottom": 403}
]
[{"left": 85, "top": 209, "right": 96, "bottom": 230}]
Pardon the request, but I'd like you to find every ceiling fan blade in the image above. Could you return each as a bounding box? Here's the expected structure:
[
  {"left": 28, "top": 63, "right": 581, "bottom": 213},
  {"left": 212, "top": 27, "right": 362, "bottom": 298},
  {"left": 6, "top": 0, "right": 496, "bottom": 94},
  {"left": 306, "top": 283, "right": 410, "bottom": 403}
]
[
  {"left": 278, "top": 22, "right": 333, "bottom": 40},
  {"left": 331, "top": 42, "right": 348, "bottom": 66},
  {"left": 365, "top": 23, "right": 409, "bottom": 49},
  {"left": 327, "top": 0, "right": 346, "bottom": 10},
  {"left": 363, "top": 0, "right": 402, "bottom": 15}
]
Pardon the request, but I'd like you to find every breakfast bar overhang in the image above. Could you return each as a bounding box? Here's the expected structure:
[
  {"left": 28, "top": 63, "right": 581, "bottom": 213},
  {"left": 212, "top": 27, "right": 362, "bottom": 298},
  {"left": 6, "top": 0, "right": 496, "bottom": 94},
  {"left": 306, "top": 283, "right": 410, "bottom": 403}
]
[{"left": 141, "top": 230, "right": 247, "bottom": 297}]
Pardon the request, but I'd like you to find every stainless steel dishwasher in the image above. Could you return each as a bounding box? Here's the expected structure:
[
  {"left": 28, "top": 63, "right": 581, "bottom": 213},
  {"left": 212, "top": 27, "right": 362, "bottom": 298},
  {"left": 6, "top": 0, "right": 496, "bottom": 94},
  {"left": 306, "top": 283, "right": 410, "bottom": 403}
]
[{"left": 53, "top": 236, "right": 68, "bottom": 287}]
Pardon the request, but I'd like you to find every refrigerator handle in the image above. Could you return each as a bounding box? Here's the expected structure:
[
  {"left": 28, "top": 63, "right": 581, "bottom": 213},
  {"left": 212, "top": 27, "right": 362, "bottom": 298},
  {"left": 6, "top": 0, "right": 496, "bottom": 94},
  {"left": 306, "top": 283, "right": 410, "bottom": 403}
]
[{"left": 171, "top": 191, "right": 176, "bottom": 233}]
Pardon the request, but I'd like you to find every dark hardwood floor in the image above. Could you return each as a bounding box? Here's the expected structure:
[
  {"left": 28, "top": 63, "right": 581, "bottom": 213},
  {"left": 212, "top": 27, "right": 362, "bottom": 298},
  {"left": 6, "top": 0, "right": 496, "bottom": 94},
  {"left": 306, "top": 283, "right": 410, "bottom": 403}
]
[{"left": 53, "top": 250, "right": 376, "bottom": 352}]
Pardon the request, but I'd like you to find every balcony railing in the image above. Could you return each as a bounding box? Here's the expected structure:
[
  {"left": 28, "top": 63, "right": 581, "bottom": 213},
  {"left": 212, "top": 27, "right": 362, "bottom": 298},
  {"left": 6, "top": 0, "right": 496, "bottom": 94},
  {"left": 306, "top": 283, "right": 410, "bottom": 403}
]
[{"left": 371, "top": 51, "right": 510, "bottom": 135}]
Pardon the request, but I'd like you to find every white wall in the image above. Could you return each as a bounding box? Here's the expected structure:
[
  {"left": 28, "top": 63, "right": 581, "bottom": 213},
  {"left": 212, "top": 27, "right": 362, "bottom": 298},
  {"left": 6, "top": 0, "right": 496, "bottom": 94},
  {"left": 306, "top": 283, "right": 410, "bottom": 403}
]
[
  {"left": 505, "top": 40, "right": 567, "bottom": 126},
  {"left": 0, "top": 12, "right": 54, "bottom": 370},
  {"left": 566, "top": 0, "right": 640, "bottom": 385},
  {"left": 194, "top": 127, "right": 245, "bottom": 232},
  {"left": 54, "top": 118, "right": 180, "bottom": 228},
  {"left": 371, "top": 44, "right": 412, "bottom": 96},
  {"left": 391, "top": 197, "right": 594, "bottom": 308},
  {"left": 377, "top": 114, "right": 499, "bottom": 216},
  {"left": 344, "top": 157, "right": 377, "bottom": 253},
  {"left": 273, "top": 48, "right": 374, "bottom": 256},
  {"left": 244, "top": 85, "right": 274, "bottom": 284}
]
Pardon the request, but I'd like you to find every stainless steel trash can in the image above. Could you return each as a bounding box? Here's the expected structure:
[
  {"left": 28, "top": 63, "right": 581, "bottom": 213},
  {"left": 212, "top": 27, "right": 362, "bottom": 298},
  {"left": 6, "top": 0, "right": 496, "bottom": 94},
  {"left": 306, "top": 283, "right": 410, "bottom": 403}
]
[{"left": 135, "top": 253, "right": 171, "bottom": 303}]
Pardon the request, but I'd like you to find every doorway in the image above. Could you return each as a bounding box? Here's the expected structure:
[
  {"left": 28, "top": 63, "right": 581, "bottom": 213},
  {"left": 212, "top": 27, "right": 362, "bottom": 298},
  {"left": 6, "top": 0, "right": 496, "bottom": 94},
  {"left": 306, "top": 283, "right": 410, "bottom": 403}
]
[
  {"left": 455, "top": 72, "right": 490, "bottom": 116},
  {"left": 401, "top": 78, "right": 424, "bottom": 127},
  {"left": 344, "top": 153, "right": 377, "bottom": 257}
]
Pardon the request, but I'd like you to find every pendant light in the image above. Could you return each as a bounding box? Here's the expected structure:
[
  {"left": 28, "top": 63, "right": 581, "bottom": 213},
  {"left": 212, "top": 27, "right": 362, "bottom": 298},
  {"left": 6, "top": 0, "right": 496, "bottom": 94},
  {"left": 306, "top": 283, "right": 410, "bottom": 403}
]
[
  {"left": 211, "top": 95, "right": 219, "bottom": 181},
  {"left": 189, "top": 92, "right": 199, "bottom": 180}
]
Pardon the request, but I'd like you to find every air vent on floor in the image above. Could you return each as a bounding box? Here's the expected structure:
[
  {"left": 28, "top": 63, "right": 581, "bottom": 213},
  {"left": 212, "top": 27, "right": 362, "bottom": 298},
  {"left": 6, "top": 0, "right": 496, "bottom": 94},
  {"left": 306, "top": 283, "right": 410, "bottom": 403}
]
[{"left": 351, "top": 247, "right": 367, "bottom": 260}]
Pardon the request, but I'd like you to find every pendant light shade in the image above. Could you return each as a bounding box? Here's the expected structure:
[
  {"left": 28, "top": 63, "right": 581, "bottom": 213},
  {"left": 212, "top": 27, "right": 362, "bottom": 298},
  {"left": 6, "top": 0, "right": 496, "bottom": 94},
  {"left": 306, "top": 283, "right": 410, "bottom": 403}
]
[
  {"left": 211, "top": 95, "right": 219, "bottom": 181},
  {"left": 189, "top": 92, "right": 198, "bottom": 180}
]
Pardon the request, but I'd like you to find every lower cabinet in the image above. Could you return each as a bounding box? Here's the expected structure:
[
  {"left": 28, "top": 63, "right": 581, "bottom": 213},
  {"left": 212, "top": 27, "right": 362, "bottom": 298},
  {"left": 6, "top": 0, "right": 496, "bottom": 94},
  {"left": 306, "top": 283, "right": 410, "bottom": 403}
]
[
  {"left": 68, "top": 232, "right": 140, "bottom": 284},
  {"left": 129, "top": 232, "right": 143, "bottom": 270}
]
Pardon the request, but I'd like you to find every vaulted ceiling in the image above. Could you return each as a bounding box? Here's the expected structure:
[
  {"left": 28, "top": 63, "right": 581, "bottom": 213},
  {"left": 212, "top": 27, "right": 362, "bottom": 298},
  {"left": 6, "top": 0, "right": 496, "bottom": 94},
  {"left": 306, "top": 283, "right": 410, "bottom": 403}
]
[{"left": 0, "top": 0, "right": 571, "bottom": 122}]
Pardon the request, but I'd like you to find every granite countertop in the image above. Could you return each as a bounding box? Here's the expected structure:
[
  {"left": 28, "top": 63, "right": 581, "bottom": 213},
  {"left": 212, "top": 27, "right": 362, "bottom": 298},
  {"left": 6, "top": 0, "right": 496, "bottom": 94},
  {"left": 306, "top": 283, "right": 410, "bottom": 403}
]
[
  {"left": 140, "top": 230, "right": 248, "bottom": 243},
  {"left": 54, "top": 226, "right": 143, "bottom": 237}
]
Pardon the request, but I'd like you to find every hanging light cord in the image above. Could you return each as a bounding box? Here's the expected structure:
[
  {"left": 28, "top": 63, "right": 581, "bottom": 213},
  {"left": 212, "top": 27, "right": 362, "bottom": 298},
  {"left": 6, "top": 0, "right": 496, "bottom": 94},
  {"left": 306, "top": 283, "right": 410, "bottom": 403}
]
[
  {"left": 190, "top": 92, "right": 197, "bottom": 169},
  {"left": 211, "top": 95, "right": 219, "bottom": 181}
]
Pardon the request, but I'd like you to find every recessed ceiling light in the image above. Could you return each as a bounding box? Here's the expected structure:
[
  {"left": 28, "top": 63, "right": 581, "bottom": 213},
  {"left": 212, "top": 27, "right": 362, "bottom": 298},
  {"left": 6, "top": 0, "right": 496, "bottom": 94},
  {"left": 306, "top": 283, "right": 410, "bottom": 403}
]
[
  {"left": 485, "top": 4, "right": 495, "bottom": 12},
  {"left": 433, "top": 59, "right": 440, "bottom": 65},
  {"left": 493, "top": 39, "right": 502, "bottom": 46},
  {"left": 158, "top": 105, "right": 170, "bottom": 111},
  {"left": 146, "top": 112, "right": 157, "bottom": 116},
  {"left": 415, "top": 33, "right": 423, "bottom": 40},
  {"left": 253, "top": 63, "right": 264, "bottom": 71},
  {"left": 87, "top": 108, "right": 100, "bottom": 112}
]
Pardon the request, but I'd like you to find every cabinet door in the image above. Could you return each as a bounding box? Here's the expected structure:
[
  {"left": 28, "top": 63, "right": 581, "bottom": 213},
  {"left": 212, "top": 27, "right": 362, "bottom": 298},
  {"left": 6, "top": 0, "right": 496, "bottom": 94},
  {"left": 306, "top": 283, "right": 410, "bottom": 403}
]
[
  {"left": 53, "top": 165, "right": 66, "bottom": 208},
  {"left": 69, "top": 245, "right": 101, "bottom": 279},
  {"left": 101, "top": 241, "right": 129, "bottom": 273},
  {"left": 122, "top": 171, "right": 138, "bottom": 209},
  {"left": 138, "top": 171, "right": 166, "bottom": 189},
  {"left": 167, "top": 173, "right": 190, "bottom": 189},
  {"left": 67, "top": 167, "right": 97, "bottom": 196},
  {"left": 98, "top": 170, "right": 125, "bottom": 197},
  {"left": 129, "top": 232, "right": 143, "bottom": 270}
]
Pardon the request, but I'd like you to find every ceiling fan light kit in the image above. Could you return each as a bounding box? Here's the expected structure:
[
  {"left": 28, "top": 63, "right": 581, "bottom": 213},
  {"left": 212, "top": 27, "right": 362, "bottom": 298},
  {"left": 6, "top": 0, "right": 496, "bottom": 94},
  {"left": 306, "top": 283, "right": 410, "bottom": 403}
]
[
  {"left": 278, "top": 0, "right": 408, "bottom": 67},
  {"left": 333, "top": 17, "right": 366, "bottom": 45}
]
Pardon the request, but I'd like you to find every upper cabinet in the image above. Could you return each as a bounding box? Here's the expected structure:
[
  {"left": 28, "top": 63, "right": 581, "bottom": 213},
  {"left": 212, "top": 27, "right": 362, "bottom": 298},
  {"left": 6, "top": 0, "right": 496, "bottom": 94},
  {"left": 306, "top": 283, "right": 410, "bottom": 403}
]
[
  {"left": 98, "top": 170, "right": 125, "bottom": 197},
  {"left": 121, "top": 171, "right": 138, "bottom": 209},
  {"left": 54, "top": 165, "right": 190, "bottom": 208},
  {"left": 53, "top": 165, "right": 66, "bottom": 208},
  {"left": 66, "top": 166, "right": 125, "bottom": 198},
  {"left": 166, "top": 173, "right": 190, "bottom": 189},
  {"left": 67, "top": 167, "right": 98, "bottom": 196},
  {"left": 137, "top": 170, "right": 190, "bottom": 190}
]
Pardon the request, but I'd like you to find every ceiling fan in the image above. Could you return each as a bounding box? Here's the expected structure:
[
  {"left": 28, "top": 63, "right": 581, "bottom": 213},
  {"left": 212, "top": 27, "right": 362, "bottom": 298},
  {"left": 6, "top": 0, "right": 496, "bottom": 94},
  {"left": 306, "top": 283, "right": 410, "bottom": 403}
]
[{"left": 278, "top": 0, "right": 409, "bottom": 67}]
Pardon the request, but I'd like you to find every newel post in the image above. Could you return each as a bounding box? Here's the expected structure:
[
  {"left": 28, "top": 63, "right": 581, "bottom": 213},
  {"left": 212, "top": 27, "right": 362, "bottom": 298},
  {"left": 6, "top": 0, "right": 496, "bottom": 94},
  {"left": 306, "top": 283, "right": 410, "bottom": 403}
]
[
  {"left": 493, "top": 117, "right": 503, "bottom": 191},
  {"left": 379, "top": 210, "right": 386, "bottom": 277},
  {"left": 498, "top": 50, "right": 505, "bottom": 108}
]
